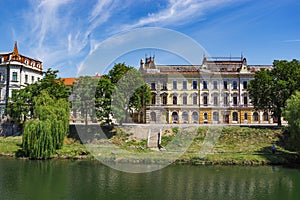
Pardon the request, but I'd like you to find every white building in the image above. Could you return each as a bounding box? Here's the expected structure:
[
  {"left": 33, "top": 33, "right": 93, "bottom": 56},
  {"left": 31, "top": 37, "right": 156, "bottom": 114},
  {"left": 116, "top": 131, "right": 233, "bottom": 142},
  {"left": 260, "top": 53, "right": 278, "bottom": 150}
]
[{"left": 0, "top": 42, "right": 43, "bottom": 115}]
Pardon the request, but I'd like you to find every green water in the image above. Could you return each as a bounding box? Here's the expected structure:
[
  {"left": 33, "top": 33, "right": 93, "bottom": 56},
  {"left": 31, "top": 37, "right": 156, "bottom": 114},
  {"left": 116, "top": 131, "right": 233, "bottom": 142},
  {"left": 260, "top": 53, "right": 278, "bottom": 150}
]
[{"left": 0, "top": 158, "right": 300, "bottom": 200}]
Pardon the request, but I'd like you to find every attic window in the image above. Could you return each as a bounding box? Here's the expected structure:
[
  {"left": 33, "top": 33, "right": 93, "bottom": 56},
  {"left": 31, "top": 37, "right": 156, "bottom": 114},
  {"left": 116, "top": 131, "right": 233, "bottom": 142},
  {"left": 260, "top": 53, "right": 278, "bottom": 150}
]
[
  {"left": 25, "top": 59, "right": 28, "bottom": 64},
  {"left": 31, "top": 62, "right": 35, "bottom": 67}
]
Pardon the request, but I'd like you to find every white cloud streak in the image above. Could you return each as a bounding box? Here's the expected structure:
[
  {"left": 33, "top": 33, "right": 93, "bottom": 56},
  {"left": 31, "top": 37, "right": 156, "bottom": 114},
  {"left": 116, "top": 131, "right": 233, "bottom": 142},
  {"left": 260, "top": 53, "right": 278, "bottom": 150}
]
[{"left": 19, "top": 0, "right": 241, "bottom": 77}]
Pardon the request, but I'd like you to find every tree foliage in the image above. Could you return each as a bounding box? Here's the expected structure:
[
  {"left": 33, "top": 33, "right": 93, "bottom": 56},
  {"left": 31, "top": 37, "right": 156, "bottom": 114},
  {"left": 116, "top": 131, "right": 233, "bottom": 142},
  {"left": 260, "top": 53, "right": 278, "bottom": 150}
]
[
  {"left": 8, "top": 68, "right": 69, "bottom": 122},
  {"left": 248, "top": 59, "right": 300, "bottom": 126},
  {"left": 284, "top": 91, "right": 300, "bottom": 151},
  {"left": 94, "top": 77, "right": 114, "bottom": 124},
  {"left": 71, "top": 76, "right": 98, "bottom": 125},
  {"left": 110, "top": 67, "right": 146, "bottom": 124},
  {"left": 22, "top": 91, "right": 70, "bottom": 159}
]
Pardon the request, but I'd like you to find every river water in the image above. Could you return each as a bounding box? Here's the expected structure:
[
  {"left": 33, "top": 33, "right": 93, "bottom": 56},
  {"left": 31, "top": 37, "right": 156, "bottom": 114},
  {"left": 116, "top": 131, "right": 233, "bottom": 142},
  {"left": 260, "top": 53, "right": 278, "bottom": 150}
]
[{"left": 0, "top": 158, "right": 300, "bottom": 200}]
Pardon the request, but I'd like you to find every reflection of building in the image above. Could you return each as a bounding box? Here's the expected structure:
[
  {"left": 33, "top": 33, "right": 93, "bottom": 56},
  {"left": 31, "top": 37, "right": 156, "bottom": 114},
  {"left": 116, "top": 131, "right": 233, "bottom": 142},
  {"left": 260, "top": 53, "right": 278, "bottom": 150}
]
[
  {"left": 0, "top": 42, "right": 43, "bottom": 115},
  {"left": 141, "top": 56, "right": 275, "bottom": 124}
]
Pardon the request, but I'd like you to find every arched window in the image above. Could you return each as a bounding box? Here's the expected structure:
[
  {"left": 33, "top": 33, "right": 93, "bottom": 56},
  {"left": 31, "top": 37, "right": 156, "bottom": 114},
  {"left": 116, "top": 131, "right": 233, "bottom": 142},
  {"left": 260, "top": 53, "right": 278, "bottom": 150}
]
[
  {"left": 244, "top": 113, "right": 248, "bottom": 120},
  {"left": 173, "top": 95, "right": 177, "bottom": 105},
  {"left": 193, "top": 93, "right": 197, "bottom": 105},
  {"left": 213, "top": 111, "right": 219, "bottom": 121},
  {"left": 232, "top": 112, "right": 238, "bottom": 121},
  {"left": 204, "top": 112, "right": 208, "bottom": 120},
  {"left": 263, "top": 112, "right": 268, "bottom": 121},
  {"left": 192, "top": 111, "right": 199, "bottom": 123},
  {"left": 232, "top": 81, "right": 238, "bottom": 90},
  {"left": 182, "top": 95, "right": 187, "bottom": 105},
  {"left": 151, "top": 93, "right": 156, "bottom": 105},
  {"left": 172, "top": 111, "right": 178, "bottom": 123},
  {"left": 253, "top": 112, "right": 259, "bottom": 122},
  {"left": 162, "top": 95, "right": 167, "bottom": 105},
  {"left": 182, "top": 111, "right": 188, "bottom": 123},
  {"left": 150, "top": 112, "right": 156, "bottom": 122}
]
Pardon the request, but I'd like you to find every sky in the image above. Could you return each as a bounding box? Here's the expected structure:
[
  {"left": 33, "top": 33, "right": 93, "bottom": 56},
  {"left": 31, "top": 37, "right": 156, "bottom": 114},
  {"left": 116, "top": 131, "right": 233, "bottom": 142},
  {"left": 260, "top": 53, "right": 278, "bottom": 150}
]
[{"left": 0, "top": 0, "right": 299, "bottom": 77}]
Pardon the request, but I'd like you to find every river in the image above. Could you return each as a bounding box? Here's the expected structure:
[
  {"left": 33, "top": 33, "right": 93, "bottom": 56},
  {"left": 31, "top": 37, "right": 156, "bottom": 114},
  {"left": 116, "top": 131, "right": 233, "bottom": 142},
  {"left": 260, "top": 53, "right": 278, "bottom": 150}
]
[{"left": 0, "top": 158, "right": 300, "bottom": 200}]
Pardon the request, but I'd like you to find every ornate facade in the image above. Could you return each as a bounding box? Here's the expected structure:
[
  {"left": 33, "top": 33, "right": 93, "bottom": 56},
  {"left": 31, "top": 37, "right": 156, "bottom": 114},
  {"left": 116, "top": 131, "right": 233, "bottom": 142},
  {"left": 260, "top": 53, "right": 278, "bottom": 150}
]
[
  {"left": 141, "top": 56, "right": 275, "bottom": 124},
  {"left": 0, "top": 42, "right": 43, "bottom": 115}
]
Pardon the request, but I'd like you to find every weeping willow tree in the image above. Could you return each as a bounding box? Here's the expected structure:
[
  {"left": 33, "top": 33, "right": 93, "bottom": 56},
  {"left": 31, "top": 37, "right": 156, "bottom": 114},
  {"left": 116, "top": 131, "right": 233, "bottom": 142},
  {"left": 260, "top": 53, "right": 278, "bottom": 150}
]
[{"left": 22, "top": 91, "right": 70, "bottom": 159}]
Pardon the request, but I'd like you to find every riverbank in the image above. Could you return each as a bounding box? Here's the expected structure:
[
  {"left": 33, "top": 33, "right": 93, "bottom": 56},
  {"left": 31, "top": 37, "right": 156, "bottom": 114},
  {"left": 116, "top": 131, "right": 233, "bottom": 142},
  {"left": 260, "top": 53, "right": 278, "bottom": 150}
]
[{"left": 0, "top": 126, "right": 299, "bottom": 166}]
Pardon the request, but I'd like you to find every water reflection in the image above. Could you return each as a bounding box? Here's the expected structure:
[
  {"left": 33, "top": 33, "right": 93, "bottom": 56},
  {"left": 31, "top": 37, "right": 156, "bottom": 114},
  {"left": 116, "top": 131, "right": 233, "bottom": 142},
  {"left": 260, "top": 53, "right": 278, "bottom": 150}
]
[{"left": 0, "top": 159, "right": 300, "bottom": 200}]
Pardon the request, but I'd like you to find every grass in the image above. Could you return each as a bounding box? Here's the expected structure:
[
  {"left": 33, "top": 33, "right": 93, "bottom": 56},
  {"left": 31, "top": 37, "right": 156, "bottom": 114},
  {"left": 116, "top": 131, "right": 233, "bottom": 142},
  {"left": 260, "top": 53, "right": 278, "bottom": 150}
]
[{"left": 0, "top": 126, "right": 299, "bottom": 165}]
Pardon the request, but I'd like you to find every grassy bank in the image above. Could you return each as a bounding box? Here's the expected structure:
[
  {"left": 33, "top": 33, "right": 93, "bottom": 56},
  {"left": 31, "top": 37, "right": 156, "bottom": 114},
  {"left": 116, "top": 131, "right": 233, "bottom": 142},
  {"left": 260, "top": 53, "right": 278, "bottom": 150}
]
[{"left": 0, "top": 126, "right": 299, "bottom": 165}]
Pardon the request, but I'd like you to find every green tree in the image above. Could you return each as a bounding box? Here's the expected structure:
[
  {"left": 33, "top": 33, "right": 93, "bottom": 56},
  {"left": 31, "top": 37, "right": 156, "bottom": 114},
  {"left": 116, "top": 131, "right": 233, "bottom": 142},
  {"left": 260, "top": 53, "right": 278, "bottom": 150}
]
[
  {"left": 105, "top": 62, "right": 131, "bottom": 84},
  {"left": 94, "top": 77, "right": 114, "bottom": 124},
  {"left": 129, "top": 83, "right": 152, "bottom": 122},
  {"left": 111, "top": 67, "right": 145, "bottom": 124},
  {"left": 71, "top": 76, "right": 98, "bottom": 125},
  {"left": 248, "top": 59, "right": 300, "bottom": 126},
  {"left": 8, "top": 68, "right": 69, "bottom": 122},
  {"left": 22, "top": 91, "right": 70, "bottom": 159},
  {"left": 284, "top": 91, "right": 300, "bottom": 151}
]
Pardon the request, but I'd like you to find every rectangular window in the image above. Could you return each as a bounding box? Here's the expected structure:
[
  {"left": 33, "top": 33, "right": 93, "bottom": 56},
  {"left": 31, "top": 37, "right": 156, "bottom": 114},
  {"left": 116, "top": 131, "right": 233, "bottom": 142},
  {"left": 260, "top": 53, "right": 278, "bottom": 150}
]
[
  {"left": 25, "top": 75, "right": 28, "bottom": 83},
  {"left": 183, "top": 96, "right": 187, "bottom": 105},
  {"left": 12, "top": 72, "right": 18, "bottom": 82},
  {"left": 192, "top": 80, "right": 197, "bottom": 89},
  {"left": 162, "top": 96, "right": 167, "bottom": 105},
  {"left": 244, "top": 96, "right": 248, "bottom": 105},
  {"left": 203, "top": 81, "right": 207, "bottom": 89},
  {"left": 193, "top": 95, "right": 197, "bottom": 105},
  {"left": 223, "top": 81, "right": 228, "bottom": 90},
  {"left": 243, "top": 81, "right": 247, "bottom": 89},
  {"left": 37, "top": 78, "right": 40, "bottom": 82},
  {"left": 203, "top": 96, "right": 208, "bottom": 106},
  {"left": 151, "top": 82, "right": 156, "bottom": 90},
  {"left": 224, "top": 95, "right": 228, "bottom": 105},
  {"left": 182, "top": 81, "right": 187, "bottom": 90},
  {"left": 173, "top": 81, "right": 177, "bottom": 90},
  {"left": 233, "top": 96, "right": 238, "bottom": 105},
  {"left": 233, "top": 81, "right": 238, "bottom": 90},
  {"left": 213, "top": 81, "right": 218, "bottom": 90},
  {"left": 31, "top": 76, "right": 34, "bottom": 83},
  {"left": 213, "top": 96, "right": 218, "bottom": 105},
  {"left": 162, "top": 82, "right": 167, "bottom": 90}
]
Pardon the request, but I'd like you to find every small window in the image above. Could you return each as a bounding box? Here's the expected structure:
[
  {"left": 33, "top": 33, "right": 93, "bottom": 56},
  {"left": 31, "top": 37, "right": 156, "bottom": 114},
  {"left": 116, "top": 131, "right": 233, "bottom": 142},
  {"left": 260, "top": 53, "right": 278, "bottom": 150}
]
[
  {"left": 182, "top": 111, "right": 188, "bottom": 123},
  {"left": 243, "top": 81, "right": 247, "bottom": 89},
  {"left": 182, "top": 96, "right": 187, "bottom": 105},
  {"left": 162, "top": 95, "right": 167, "bottom": 105},
  {"left": 213, "top": 81, "right": 218, "bottom": 89},
  {"left": 182, "top": 81, "right": 187, "bottom": 90},
  {"left": 263, "top": 112, "right": 268, "bottom": 121},
  {"left": 204, "top": 113, "right": 208, "bottom": 120},
  {"left": 25, "top": 75, "right": 28, "bottom": 83},
  {"left": 37, "top": 77, "right": 40, "bottom": 82},
  {"left": 232, "top": 112, "right": 238, "bottom": 121},
  {"left": 173, "top": 95, "right": 177, "bottom": 105},
  {"left": 244, "top": 96, "right": 248, "bottom": 105},
  {"left": 192, "top": 80, "right": 197, "bottom": 89},
  {"left": 193, "top": 94, "right": 197, "bottom": 105},
  {"left": 151, "top": 93, "right": 156, "bottom": 105},
  {"left": 233, "top": 81, "right": 238, "bottom": 90},
  {"left": 173, "top": 81, "right": 177, "bottom": 90},
  {"left": 223, "top": 81, "right": 228, "bottom": 90},
  {"left": 233, "top": 96, "right": 238, "bottom": 106},
  {"left": 253, "top": 112, "right": 259, "bottom": 122},
  {"left": 151, "top": 82, "right": 156, "bottom": 90},
  {"left": 12, "top": 72, "right": 18, "bottom": 82},
  {"left": 213, "top": 96, "right": 218, "bottom": 105},
  {"left": 192, "top": 111, "right": 199, "bottom": 122},
  {"left": 203, "top": 81, "right": 207, "bottom": 89},
  {"left": 244, "top": 113, "right": 248, "bottom": 120},
  {"left": 162, "top": 82, "right": 167, "bottom": 90},
  {"left": 203, "top": 95, "right": 208, "bottom": 106},
  {"left": 224, "top": 95, "right": 229, "bottom": 105},
  {"left": 213, "top": 112, "right": 219, "bottom": 121},
  {"left": 31, "top": 76, "right": 34, "bottom": 83}
]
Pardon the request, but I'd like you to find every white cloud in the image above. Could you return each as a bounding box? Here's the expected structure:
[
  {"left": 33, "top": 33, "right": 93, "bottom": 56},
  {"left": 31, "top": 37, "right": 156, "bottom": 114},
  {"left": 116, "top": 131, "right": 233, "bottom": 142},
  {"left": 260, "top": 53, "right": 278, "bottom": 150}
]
[{"left": 120, "top": 0, "right": 238, "bottom": 30}]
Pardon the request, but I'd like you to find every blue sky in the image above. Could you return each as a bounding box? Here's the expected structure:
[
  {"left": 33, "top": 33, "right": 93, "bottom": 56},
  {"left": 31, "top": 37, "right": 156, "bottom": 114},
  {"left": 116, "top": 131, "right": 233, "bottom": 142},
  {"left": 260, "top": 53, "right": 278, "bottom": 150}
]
[{"left": 0, "top": 0, "right": 299, "bottom": 77}]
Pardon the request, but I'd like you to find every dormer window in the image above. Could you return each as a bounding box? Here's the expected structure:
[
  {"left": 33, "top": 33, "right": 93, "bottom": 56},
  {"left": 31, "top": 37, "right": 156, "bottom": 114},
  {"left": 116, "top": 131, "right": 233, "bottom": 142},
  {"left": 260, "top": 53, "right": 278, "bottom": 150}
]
[
  {"left": 25, "top": 59, "right": 29, "bottom": 65},
  {"left": 31, "top": 61, "right": 35, "bottom": 67}
]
